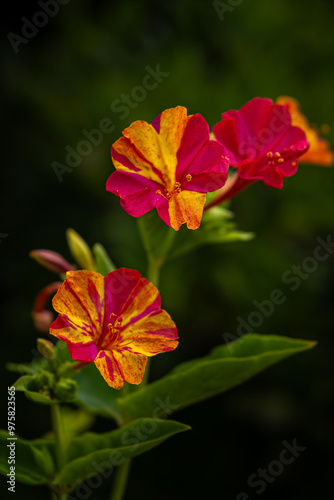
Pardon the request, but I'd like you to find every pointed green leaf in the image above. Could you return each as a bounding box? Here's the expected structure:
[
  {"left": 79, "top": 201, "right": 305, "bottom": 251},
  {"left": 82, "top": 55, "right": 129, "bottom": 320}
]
[
  {"left": 0, "top": 431, "right": 55, "bottom": 485},
  {"left": 53, "top": 418, "right": 190, "bottom": 487},
  {"left": 93, "top": 243, "right": 116, "bottom": 275},
  {"left": 74, "top": 363, "right": 125, "bottom": 424},
  {"left": 117, "top": 334, "right": 316, "bottom": 421}
]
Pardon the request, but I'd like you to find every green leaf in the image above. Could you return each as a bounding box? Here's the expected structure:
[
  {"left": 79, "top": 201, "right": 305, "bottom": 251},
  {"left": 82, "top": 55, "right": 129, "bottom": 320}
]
[
  {"left": 168, "top": 206, "right": 254, "bottom": 259},
  {"left": 6, "top": 362, "right": 41, "bottom": 375},
  {"left": 53, "top": 418, "right": 189, "bottom": 487},
  {"left": 14, "top": 375, "right": 58, "bottom": 406},
  {"left": 54, "top": 339, "right": 73, "bottom": 364},
  {"left": 93, "top": 243, "right": 116, "bottom": 275},
  {"left": 74, "top": 363, "right": 124, "bottom": 424},
  {"left": 117, "top": 334, "right": 316, "bottom": 421},
  {"left": 0, "top": 430, "right": 55, "bottom": 485}
]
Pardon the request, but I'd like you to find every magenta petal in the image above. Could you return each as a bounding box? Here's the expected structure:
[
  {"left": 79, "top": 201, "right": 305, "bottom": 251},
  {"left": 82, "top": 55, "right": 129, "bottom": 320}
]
[
  {"left": 106, "top": 170, "right": 161, "bottom": 197},
  {"left": 66, "top": 340, "right": 99, "bottom": 363},
  {"left": 176, "top": 114, "right": 210, "bottom": 179},
  {"left": 155, "top": 197, "right": 172, "bottom": 228},
  {"left": 213, "top": 97, "right": 308, "bottom": 188},
  {"left": 183, "top": 141, "right": 229, "bottom": 193}
]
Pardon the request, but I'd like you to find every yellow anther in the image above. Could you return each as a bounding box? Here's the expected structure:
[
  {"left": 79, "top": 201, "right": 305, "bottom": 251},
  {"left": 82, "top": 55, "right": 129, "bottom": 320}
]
[
  {"left": 278, "top": 158, "right": 284, "bottom": 163},
  {"left": 156, "top": 190, "right": 171, "bottom": 201},
  {"left": 267, "top": 152, "right": 273, "bottom": 158},
  {"left": 275, "top": 152, "right": 281, "bottom": 157},
  {"left": 186, "top": 174, "right": 192, "bottom": 182}
]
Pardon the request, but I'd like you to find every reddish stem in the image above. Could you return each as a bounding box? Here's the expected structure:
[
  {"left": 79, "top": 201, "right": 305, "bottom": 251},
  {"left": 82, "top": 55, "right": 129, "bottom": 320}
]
[{"left": 204, "top": 174, "right": 255, "bottom": 210}]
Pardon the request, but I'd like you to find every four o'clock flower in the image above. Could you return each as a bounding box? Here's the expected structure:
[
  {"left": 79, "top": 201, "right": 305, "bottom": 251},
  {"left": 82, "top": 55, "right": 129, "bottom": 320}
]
[
  {"left": 49, "top": 268, "right": 178, "bottom": 390},
  {"left": 277, "top": 96, "right": 333, "bottom": 166},
  {"left": 207, "top": 97, "right": 310, "bottom": 207},
  {"left": 106, "top": 106, "right": 229, "bottom": 230}
]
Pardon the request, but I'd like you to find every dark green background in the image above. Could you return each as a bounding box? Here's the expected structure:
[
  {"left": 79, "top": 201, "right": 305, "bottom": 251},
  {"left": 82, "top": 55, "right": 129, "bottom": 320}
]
[{"left": 1, "top": 0, "right": 334, "bottom": 498}]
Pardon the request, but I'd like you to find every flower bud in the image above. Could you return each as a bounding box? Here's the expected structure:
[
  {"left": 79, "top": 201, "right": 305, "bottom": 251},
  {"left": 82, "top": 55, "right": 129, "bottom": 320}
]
[
  {"left": 32, "top": 282, "right": 62, "bottom": 333},
  {"left": 32, "top": 310, "right": 54, "bottom": 333},
  {"left": 30, "top": 249, "right": 74, "bottom": 274},
  {"left": 37, "top": 338, "right": 55, "bottom": 361},
  {"left": 53, "top": 378, "right": 79, "bottom": 402},
  {"left": 66, "top": 228, "right": 96, "bottom": 271}
]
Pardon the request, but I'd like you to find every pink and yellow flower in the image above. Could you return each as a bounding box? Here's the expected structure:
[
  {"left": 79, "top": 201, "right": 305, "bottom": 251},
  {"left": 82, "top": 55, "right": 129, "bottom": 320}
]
[
  {"left": 106, "top": 106, "right": 229, "bottom": 230},
  {"left": 49, "top": 269, "right": 178, "bottom": 389},
  {"left": 277, "top": 96, "right": 333, "bottom": 166},
  {"left": 208, "top": 97, "right": 309, "bottom": 206}
]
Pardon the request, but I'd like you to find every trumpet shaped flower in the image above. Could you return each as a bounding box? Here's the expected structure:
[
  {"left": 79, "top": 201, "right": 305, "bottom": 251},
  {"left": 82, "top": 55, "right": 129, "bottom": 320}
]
[
  {"left": 107, "top": 106, "right": 229, "bottom": 230},
  {"left": 277, "top": 96, "right": 333, "bottom": 166},
  {"left": 209, "top": 97, "right": 309, "bottom": 205},
  {"left": 50, "top": 269, "right": 178, "bottom": 389}
]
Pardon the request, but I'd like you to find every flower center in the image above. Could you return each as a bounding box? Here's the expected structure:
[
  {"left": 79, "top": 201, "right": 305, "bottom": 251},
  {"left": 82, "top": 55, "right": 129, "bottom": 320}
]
[
  {"left": 156, "top": 175, "right": 192, "bottom": 202},
  {"left": 98, "top": 313, "right": 123, "bottom": 350}
]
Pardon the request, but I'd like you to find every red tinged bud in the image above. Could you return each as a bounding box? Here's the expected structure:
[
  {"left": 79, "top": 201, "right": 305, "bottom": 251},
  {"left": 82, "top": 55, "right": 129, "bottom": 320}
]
[{"left": 30, "top": 249, "right": 75, "bottom": 274}]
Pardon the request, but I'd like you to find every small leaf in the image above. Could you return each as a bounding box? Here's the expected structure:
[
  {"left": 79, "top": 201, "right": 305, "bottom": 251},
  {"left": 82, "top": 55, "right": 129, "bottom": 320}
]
[
  {"left": 6, "top": 362, "right": 40, "bottom": 375},
  {"left": 0, "top": 430, "right": 55, "bottom": 485},
  {"left": 117, "top": 334, "right": 315, "bottom": 420},
  {"left": 93, "top": 243, "right": 117, "bottom": 275},
  {"left": 14, "top": 375, "right": 58, "bottom": 405},
  {"left": 168, "top": 206, "right": 254, "bottom": 259},
  {"left": 52, "top": 419, "right": 190, "bottom": 487}
]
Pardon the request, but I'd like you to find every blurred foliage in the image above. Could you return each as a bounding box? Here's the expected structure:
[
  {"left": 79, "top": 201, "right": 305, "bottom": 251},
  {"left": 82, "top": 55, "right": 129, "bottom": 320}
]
[{"left": 1, "top": 0, "right": 334, "bottom": 498}]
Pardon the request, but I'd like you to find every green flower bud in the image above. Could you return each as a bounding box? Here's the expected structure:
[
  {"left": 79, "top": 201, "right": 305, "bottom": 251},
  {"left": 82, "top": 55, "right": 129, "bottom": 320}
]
[
  {"left": 54, "top": 378, "right": 79, "bottom": 402},
  {"left": 37, "top": 338, "right": 55, "bottom": 361},
  {"left": 66, "top": 228, "right": 96, "bottom": 271}
]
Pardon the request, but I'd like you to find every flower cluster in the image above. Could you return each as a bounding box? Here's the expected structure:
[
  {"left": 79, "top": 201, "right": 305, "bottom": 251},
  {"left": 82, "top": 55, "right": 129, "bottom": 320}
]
[
  {"left": 47, "top": 96, "right": 332, "bottom": 390},
  {"left": 107, "top": 97, "right": 332, "bottom": 218}
]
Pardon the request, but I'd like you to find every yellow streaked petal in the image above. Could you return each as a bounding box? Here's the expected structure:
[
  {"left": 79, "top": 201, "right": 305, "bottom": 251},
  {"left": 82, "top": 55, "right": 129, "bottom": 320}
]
[
  {"left": 112, "top": 136, "right": 163, "bottom": 185},
  {"left": 52, "top": 270, "right": 105, "bottom": 345},
  {"left": 169, "top": 190, "right": 206, "bottom": 230},
  {"left": 113, "top": 349, "right": 147, "bottom": 385},
  {"left": 277, "top": 96, "right": 333, "bottom": 166},
  {"left": 94, "top": 350, "right": 125, "bottom": 389},
  {"left": 158, "top": 106, "right": 190, "bottom": 187},
  {"left": 111, "top": 107, "right": 191, "bottom": 192},
  {"left": 94, "top": 349, "right": 147, "bottom": 388},
  {"left": 120, "top": 309, "right": 178, "bottom": 356},
  {"left": 120, "top": 279, "right": 160, "bottom": 328}
]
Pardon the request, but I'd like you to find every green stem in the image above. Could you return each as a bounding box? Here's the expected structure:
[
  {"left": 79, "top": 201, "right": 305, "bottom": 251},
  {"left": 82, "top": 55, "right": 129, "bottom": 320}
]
[
  {"left": 109, "top": 242, "right": 163, "bottom": 500},
  {"left": 109, "top": 458, "right": 132, "bottom": 500},
  {"left": 51, "top": 405, "right": 67, "bottom": 500},
  {"left": 147, "top": 257, "right": 162, "bottom": 288}
]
